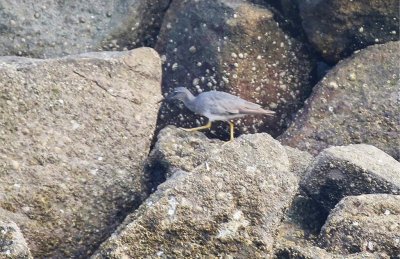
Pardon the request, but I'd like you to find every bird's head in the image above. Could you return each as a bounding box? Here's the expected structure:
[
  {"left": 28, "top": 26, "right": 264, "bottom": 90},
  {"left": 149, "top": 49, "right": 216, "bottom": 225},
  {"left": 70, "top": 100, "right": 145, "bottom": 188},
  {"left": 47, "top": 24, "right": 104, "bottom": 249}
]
[{"left": 165, "top": 87, "right": 193, "bottom": 102}]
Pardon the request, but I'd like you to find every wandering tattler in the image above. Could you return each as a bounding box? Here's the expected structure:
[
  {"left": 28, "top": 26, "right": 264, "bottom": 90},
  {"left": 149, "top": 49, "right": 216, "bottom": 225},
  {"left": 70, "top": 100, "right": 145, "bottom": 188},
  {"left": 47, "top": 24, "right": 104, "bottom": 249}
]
[{"left": 165, "top": 87, "right": 275, "bottom": 141}]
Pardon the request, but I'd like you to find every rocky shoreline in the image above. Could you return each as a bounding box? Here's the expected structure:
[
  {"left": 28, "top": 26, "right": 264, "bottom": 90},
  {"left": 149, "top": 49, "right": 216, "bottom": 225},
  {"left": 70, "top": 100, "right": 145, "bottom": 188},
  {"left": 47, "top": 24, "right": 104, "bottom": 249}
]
[{"left": 0, "top": 0, "right": 399, "bottom": 258}]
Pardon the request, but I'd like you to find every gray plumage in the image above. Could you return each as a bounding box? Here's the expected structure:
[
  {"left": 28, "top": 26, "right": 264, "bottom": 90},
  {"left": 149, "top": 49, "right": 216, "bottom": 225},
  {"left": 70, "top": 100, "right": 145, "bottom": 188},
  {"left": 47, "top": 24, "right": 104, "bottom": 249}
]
[
  {"left": 166, "top": 87, "right": 275, "bottom": 122},
  {"left": 165, "top": 87, "right": 275, "bottom": 141}
]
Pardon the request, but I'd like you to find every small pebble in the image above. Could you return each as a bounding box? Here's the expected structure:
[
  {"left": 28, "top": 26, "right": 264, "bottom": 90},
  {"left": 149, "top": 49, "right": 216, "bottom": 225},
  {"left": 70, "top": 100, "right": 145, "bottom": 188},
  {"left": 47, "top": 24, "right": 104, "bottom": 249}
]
[
  {"left": 189, "top": 46, "right": 196, "bottom": 53},
  {"left": 11, "top": 160, "right": 20, "bottom": 170},
  {"left": 192, "top": 78, "right": 200, "bottom": 86},
  {"left": 328, "top": 81, "right": 338, "bottom": 89},
  {"left": 349, "top": 73, "right": 356, "bottom": 81}
]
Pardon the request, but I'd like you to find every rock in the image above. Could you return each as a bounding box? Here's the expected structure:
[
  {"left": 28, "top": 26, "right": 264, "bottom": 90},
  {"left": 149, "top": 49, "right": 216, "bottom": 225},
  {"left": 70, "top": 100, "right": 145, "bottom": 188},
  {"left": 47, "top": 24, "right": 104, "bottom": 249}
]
[
  {"left": 279, "top": 41, "right": 400, "bottom": 160},
  {"left": 0, "top": 0, "right": 170, "bottom": 58},
  {"left": 275, "top": 242, "right": 380, "bottom": 259},
  {"left": 300, "top": 144, "right": 400, "bottom": 212},
  {"left": 0, "top": 48, "right": 161, "bottom": 257},
  {"left": 146, "top": 126, "right": 312, "bottom": 185},
  {"left": 92, "top": 127, "right": 300, "bottom": 258},
  {"left": 146, "top": 126, "right": 224, "bottom": 178},
  {"left": 155, "top": 0, "right": 315, "bottom": 140},
  {"left": 278, "top": 193, "right": 328, "bottom": 241},
  {"left": 298, "top": 0, "right": 399, "bottom": 63},
  {"left": 320, "top": 194, "right": 400, "bottom": 258},
  {"left": 284, "top": 146, "right": 313, "bottom": 179},
  {"left": 0, "top": 217, "right": 32, "bottom": 259}
]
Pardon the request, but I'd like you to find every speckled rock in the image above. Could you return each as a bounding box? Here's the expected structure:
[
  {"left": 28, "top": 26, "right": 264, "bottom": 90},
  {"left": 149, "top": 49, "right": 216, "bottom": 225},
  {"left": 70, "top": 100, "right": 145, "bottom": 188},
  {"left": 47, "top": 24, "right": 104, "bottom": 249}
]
[
  {"left": 279, "top": 41, "right": 400, "bottom": 160},
  {"left": 298, "top": 0, "right": 399, "bottom": 63},
  {"left": 275, "top": 242, "right": 380, "bottom": 259},
  {"left": 155, "top": 0, "right": 315, "bottom": 140},
  {"left": 301, "top": 144, "right": 400, "bottom": 212},
  {"left": 146, "top": 126, "right": 224, "bottom": 179},
  {"left": 92, "top": 127, "right": 300, "bottom": 258},
  {"left": 283, "top": 146, "right": 313, "bottom": 179},
  {"left": 0, "top": 0, "right": 170, "bottom": 58},
  {"left": 146, "top": 126, "right": 312, "bottom": 182},
  {"left": 320, "top": 194, "right": 400, "bottom": 258},
  {"left": 0, "top": 217, "right": 32, "bottom": 259},
  {"left": 0, "top": 48, "right": 161, "bottom": 257}
]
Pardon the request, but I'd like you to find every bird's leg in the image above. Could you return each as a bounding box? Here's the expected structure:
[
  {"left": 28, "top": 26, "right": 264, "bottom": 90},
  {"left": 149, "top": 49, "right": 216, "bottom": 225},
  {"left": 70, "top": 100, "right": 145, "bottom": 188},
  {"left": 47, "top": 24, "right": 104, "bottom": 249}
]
[
  {"left": 229, "top": 121, "right": 234, "bottom": 141},
  {"left": 181, "top": 121, "right": 212, "bottom": 132}
]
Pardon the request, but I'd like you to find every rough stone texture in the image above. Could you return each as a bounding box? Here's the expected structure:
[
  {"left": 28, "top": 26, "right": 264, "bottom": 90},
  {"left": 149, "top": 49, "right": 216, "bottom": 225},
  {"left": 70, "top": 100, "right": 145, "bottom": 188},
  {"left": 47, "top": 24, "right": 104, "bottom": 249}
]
[
  {"left": 0, "top": 0, "right": 171, "bottom": 58},
  {"left": 92, "top": 127, "right": 300, "bottom": 258},
  {"left": 275, "top": 243, "right": 380, "bottom": 259},
  {"left": 0, "top": 216, "right": 32, "bottom": 259},
  {"left": 146, "top": 125, "right": 224, "bottom": 178},
  {"left": 301, "top": 144, "right": 400, "bottom": 212},
  {"left": 0, "top": 48, "right": 161, "bottom": 257},
  {"left": 320, "top": 194, "right": 400, "bottom": 258},
  {"left": 155, "top": 0, "right": 315, "bottom": 140},
  {"left": 283, "top": 146, "right": 313, "bottom": 179},
  {"left": 280, "top": 41, "right": 400, "bottom": 160},
  {"left": 298, "top": 0, "right": 399, "bottom": 63}
]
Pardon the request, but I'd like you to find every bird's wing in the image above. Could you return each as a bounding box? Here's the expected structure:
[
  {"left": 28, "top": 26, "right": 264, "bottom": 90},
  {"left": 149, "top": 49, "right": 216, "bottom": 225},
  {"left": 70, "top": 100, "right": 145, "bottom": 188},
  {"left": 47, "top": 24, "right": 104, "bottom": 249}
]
[{"left": 205, "top": 92, "right": 263, "bottom": 115}]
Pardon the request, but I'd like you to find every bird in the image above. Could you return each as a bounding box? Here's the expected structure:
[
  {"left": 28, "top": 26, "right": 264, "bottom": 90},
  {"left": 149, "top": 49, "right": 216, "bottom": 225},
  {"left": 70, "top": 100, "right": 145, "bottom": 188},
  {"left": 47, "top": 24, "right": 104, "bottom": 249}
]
[{"left": 164, "top": 87, "right": 276, "bottom": 141}]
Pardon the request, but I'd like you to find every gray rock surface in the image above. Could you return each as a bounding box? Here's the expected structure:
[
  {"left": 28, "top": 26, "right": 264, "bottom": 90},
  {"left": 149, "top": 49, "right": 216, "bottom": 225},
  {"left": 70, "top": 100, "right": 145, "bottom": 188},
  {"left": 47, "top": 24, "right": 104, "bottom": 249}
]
[
  {"left": 0, "top": 0, "right": 170, "bottom": 58},
  {"left": 146, "top": 125, "right": 224, "bottom": 178},
  {"left": 0, "top": 48, "right": 161, "bottom": 257},
  {"left": 92, "top": 127, "right": 301, "bottom": 258},
  {"left": 155, "top": 0, "right": 315, "bottom": 139},
  {"left": 284, "top": 146, "right": 314, "bottom": 179},
  {"left": 301, "top": 144, "right": 400, "bottom": 212},
  {"left": 275, "top": 243, "right": 380, "bottom": 259},
  {"left": 280, "top": 41, "right": 400, "bottom": 160},
  {"left": 320, "top": 194, "right": 400, "bottom": 258},
  {"left": 298, "top": 0, "right": 399, "bottom": 63},
  {"left": 0, "top": 217, "right": 32, "bottom": 259}
]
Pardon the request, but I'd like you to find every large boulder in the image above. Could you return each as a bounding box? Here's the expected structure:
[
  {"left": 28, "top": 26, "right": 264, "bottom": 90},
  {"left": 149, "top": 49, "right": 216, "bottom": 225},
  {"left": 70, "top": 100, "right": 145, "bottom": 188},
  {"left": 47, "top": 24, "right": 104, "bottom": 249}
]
[
  {"left": 298, "top": 0, "right": 399, "bottom": 63},
  {"left": 0, "top": 0, "right": 170, "bottom": 58},
  {"left": 0, "top": 48, "right": 161, "bottom": 257},
  {"left": 0, "top": 216, "right": 32, "bottom": 259},
  {"left": 300, "top": 144, "right": 400, "bottom": 212},
  {"left": 92, "top": 127, "right": 302, "bottom": 258},
  {"left": 320, "top": 194, "right": 400, "bottom": 257},
  {"left": 279, "top": 41, "right": 400, "bottom": 160},
  {"left": 155, "top": 0, "right": 315, "bottom": 140}
]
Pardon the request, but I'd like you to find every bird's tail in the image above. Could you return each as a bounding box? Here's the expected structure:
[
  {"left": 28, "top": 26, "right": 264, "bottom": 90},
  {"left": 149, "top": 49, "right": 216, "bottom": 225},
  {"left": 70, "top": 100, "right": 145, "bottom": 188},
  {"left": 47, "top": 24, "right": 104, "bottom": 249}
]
[{"left": 239, "top": 107, "right": 276, "bottom": 116}]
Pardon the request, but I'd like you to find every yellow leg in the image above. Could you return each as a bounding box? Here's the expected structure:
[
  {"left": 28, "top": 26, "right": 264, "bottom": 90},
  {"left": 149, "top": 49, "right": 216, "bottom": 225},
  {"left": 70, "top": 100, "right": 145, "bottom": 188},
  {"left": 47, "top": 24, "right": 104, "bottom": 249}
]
[
  {"left": 229, "top": 121, "right": 234, "bottom": 141},
  {"left": 182, "top": 121, "right": 212, "bottom": 132}
]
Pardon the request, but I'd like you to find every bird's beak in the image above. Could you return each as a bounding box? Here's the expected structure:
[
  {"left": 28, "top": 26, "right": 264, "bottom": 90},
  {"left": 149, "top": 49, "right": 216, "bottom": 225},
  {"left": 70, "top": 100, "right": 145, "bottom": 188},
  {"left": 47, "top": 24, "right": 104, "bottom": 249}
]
[
  {"left": 157, "top": 92, "right": 178, "bottom": 104},
  {"left": 156, "top": 98, "right": 164, "bottom": 104}
]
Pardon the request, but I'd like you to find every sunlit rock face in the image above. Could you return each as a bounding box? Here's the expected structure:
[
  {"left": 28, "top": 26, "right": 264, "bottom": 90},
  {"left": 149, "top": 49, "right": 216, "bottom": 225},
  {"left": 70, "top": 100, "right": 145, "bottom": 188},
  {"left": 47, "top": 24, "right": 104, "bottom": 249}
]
[
  {"left": 0, "top": 48, "right": 162, "bottom": 258},
  {"left": 320, "top": 194, "right": 400, "bottom": 258},
  {"left": 92, "top": 127, "right": 301, "bottom": 258},
  {"left": 155, "top": 0, "right": 316, "bottom": 140},
  {"left": 279, "top": 41, "right": 400, "bottom": 161}
]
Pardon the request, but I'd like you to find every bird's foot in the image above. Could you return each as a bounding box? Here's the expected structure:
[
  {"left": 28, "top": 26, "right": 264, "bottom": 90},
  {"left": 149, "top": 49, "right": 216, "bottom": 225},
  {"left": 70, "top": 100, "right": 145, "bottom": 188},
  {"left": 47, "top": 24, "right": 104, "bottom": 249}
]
[{"left": 180, "top": 121, "right": 212, "bottom": 132}]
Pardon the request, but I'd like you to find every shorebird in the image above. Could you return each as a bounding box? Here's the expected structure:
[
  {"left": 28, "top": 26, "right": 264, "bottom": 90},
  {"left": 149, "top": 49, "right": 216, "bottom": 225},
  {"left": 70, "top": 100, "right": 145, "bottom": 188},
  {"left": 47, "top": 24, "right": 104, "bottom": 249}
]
[{"left": 165, "top": 87, "right": 275, "bottom": 141}]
